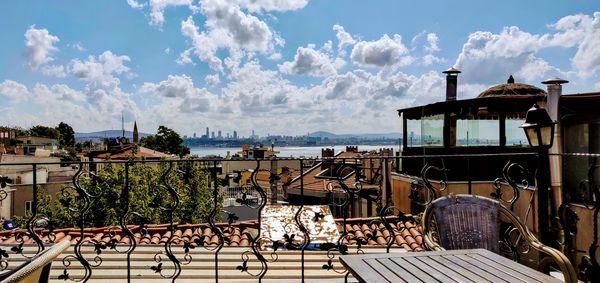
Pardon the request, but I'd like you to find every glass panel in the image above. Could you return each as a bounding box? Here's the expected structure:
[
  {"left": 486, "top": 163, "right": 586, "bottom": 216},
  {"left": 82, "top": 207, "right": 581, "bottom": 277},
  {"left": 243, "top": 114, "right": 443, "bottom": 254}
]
[
  {"left": 540, "top": 126, "right": 553, "bottom": 146},
  {"left": 456, "top": 119, "right": 500, "bottom": 146},
  {"left": 506, "top": 119, "right": 529, "bottom": 147},
  {"left": 406, "top": 119, "right": 422, "bottom": 147},
  {"left": 526, "top": 128, "right": 539, "bottom": 147},
  {"left": 421, "top": 114, "right": 443, "bottom": 147},
  {"left": 563, "top": 123, "right": 588, "bottom": 202}
]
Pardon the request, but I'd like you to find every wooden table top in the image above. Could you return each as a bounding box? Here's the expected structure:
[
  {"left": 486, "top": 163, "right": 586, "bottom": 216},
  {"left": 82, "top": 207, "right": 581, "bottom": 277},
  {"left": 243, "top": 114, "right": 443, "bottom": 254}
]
[{"left": 340, "top": 249, "right": 563, "bottom": 283}]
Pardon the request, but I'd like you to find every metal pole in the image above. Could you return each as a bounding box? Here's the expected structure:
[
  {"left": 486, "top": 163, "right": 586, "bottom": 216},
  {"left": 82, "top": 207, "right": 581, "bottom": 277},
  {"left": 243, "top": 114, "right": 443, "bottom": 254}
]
[{"left": 537, "top": 149, "right": 552, "bottom": 246}]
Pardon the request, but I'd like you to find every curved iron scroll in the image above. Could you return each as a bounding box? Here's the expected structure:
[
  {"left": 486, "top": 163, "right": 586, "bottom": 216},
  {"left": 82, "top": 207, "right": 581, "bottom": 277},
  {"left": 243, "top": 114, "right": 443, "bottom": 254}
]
[
  {"left": 321, "top": 162, "right": 360, "bottom": 277},
  {"left": 577, "top": 158, "right": 600, "bottom": 283},
  {"left": 490, "top": 161, "right": 529, "bottom": 210},
  {"left": 60, "top": 163, "right": 103, "bottom": 282},
  {"left": 237, "top": 160, "right": 269, "bottom": 281},
  {"left": 150, "top": 161, "right": 185, "bottom": 282},
  {"left": 0, "top": 175, "right": 12, "bottom": 271},
  {"left": 418, "top": 163, "right": 449, "bottom": 206}
]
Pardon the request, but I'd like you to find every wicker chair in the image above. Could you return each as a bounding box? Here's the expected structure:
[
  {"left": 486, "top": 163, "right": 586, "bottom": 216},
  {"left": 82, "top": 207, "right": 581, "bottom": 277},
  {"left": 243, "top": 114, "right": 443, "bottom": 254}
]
[
  {"left": 0, "top": 239, "right": 70, "bottom": 283},
  {"left": 422, "top": 194, "right": 577, "bottom": 283}
]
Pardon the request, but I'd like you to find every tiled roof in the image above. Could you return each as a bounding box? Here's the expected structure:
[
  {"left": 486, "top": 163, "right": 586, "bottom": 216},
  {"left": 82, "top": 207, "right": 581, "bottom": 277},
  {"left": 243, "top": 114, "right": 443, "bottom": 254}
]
[
  {"left": 0, "top": 217, "right": 423, "bottom": 252},
  {"left": 95, "top": 146, "right": 171, "bottom": 159}
]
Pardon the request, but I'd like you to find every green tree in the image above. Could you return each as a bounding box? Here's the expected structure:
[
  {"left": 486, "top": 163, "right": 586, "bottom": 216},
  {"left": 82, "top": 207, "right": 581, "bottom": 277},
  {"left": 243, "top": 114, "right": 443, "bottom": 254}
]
[
  {"left": 52, "top": 160, "right": 219, "bottom": 228},
  {"left": 141, "top": 126, "right": 190, "bottom": 157},
  {"left": 27, "top": 125, "right": 60, "bottom": 139},
  {"left": 57, "top": 122, "right": 75, "bottom": 148}
]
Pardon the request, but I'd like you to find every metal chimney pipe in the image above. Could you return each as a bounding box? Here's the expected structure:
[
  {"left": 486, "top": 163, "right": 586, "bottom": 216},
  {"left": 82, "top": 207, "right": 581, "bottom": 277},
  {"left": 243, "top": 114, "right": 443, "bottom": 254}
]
[
  {"left": 542, "top": 78, "right": 568, "bottom": 121},
  {"left": 442, "top": 67, "right": 461, "bottom": 101},
  {"left": 541, "top": 77, "right": 568, "bottom": 245}
]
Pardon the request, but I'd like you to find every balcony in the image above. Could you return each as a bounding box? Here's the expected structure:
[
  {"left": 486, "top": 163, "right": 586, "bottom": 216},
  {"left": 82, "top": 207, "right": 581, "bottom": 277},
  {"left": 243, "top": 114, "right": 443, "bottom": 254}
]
[{"left": 0, "top": 152, "right": 597, "bottom": 282}]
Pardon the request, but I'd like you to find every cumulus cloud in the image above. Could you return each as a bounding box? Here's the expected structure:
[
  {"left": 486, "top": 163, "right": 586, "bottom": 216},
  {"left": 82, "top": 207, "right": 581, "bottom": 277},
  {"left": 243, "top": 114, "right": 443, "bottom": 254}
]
[
  {"left": 69, "top": 51, "right": 131, "bottom": 91},
  {"left": 455, "top": 27, "right": 553, "bottom": 84},
  {"left": 205, "top": 74, "right": 220, "bottom": 85},
  {"left": 127, "top": 0, "right": 146, "bottom": 9},
  {"left": 333, "top": 24, "right": 356, "bottom": 55},
  {"left": 141, "top": 74, "right": 213, "bottom": 113},
  {"left": 0, "top": 80, "right": 29, "bottom": 101},
  {"left": 151, "top": 0, "right": 197, "bottom": 27},
  {"left": 279, "top": 44, "right": 340, "bottom": 77},
  {"left": 350, "top": 34, "right": 413, "bottom": 68},
  {"left": 238, "top": 0, "right": 309, "bottom": 13},
  {"left": 568, "top": 12, "right": 600, "bottom": 78},
  {"left": 24, "top": 26, "right": 60, "bottom": 69},
  {"left": 455, "top": 12, "right": 600, "bottom": 84},
  {"left": 178, "top": 1, "right": 282, "bottom": 71},
  {"left": 425, "top": 33, "right": 440, "bottom": 53},
  {"left": 41, "top": 65, "right": 67, "bottom": 78}
]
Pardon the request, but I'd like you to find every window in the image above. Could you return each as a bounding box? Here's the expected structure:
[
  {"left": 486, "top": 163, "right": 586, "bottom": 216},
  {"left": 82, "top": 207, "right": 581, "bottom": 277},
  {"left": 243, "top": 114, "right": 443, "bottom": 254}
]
[
  {"left": 25, "top": 201, "right": 32, "bottom": 214},
  {"left": 563, "top": 121, "right": 600, "bottom": 203},
  {"left": 456, "top": 119, "right": 500, "bottom": 146}
]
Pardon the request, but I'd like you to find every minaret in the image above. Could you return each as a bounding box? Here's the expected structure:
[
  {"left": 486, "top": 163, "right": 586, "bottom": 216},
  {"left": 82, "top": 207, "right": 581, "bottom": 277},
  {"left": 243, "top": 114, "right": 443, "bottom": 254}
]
[
  {"left": 121, "top": 113, "right": 125, "bottom": 138},
  {"left": 133, "top": 121, "right": 139, "bottom": 144}
]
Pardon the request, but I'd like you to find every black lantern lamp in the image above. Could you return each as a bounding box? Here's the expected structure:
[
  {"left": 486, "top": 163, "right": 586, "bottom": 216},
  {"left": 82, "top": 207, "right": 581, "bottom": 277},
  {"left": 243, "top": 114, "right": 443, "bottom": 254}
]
[
  {"left": 520, "top": 103, "right": 556, "bottom": 246},
  {"left": 520, "top": 104, "right": 556, "bottom": 148}
]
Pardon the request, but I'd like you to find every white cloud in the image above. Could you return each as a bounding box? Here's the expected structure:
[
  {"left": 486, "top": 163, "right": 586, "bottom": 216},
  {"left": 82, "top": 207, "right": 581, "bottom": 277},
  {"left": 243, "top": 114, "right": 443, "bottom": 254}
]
[
  {"left": 238, "top": 0, "right": 309, "bottom": 13},
  {"left": 422, "top": 54, "right": 444, "bottom": 66},
  {"left": 179, "top": 0, "right": 281, "bottom": 71},
  {"left": 569, "top": 12, "right": 600, "bottom": 78},
  {"left": 127, "top": 0, "right": 146, "bottom": 9},
  {"left": 41, "top": 65, "right": 67, "bottom": 78},
  {"left": 24, "top": 26, "right": 60, "bottom": 69},
  {"left": 71, "top": 42, "right": 86, "bottom": 51},
  {"left": 69, "top": 51, "right": 131, "bottom": 91},
  {"left": 279, "top": 45, "right": 338, "bottom": 77},
  {"left": 205, "top": 74, "right": 220, "bottom": 85},
  {"left": 425, "top": 33, "right": 440, "bottom": 53},
  {"left": 150, "top": 0, "right": 196, "bottom": 27},
  {"left": 455, "top": 27, "right": 552, "bottom": 84},
  {"left": 164, "top": 47, "right": 171, "bottom": 54},
  {"left": 350, "top": 34, "right": 413, "bottom": 68},
  {"left": 333, "top": 24, "right": 356, "bottom": 55},
  {"left": 0, "top": 80, "right": 29, "bottom": 101},
  {"left": 176, "top": 48, "right": 194, "bottom": 65},
  {"left": 141, "top": 74, "right": 213, "bottom": 113}
]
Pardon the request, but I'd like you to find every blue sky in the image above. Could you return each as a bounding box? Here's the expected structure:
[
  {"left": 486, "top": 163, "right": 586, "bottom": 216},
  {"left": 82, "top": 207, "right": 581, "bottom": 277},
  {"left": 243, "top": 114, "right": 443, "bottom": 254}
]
[{"left": 1, "top": 0, "right": 599, "bottom": 136}]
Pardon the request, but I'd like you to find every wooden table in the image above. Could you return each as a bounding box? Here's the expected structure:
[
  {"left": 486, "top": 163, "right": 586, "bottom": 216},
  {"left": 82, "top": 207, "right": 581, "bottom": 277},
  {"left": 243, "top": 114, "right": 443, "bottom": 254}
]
[{"left": 340, "top": 249, "right": 562, "bottom": 283}]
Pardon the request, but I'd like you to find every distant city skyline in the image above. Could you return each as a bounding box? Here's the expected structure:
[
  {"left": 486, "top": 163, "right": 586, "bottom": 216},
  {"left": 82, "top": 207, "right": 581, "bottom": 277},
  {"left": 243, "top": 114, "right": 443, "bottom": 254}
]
[{"left": 1, "top": 1, "right": 599, "bottom": 136}]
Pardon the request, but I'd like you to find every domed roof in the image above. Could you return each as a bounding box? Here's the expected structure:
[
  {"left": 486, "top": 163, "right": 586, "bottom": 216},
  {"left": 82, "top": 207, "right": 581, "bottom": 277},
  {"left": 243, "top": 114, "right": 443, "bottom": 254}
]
[{"left": 478, "top": 75, "right": 547, "bottom": 98}]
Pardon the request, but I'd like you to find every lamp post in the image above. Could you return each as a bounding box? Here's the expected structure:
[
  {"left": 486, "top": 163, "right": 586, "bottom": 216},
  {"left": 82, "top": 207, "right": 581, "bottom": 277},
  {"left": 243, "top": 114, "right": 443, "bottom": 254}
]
[{"left": 520, "top": 103, "right": 556, "bottom": 246}]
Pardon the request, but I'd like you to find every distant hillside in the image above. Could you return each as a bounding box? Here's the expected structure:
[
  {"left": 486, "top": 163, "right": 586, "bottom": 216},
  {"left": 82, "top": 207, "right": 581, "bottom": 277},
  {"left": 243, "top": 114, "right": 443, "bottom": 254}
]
[
  {"left": 75, "top": 130, "right": 152, "bottom": 142},
  {"left": 309, "top": 131, "right": 401, "bottom": 140}
]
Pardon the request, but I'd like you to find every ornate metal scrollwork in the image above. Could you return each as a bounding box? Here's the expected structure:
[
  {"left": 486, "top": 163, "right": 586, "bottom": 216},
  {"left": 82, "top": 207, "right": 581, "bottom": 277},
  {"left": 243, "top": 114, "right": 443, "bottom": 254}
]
[
  {"left": 60, "top": 163, "right": 103, "bottom": 282},
  {"left": 237, "top": 160, "right": 269, "bottom": 281},
  {"left": 577, "top": 158, "right": 600, "bottom": 283},
  {"left": 490, "top": 161, "right": 529, "bottom": 210},
  {"left": 418, "top": 163, "right": 449, "bottom": 206},
  {"left": 149, "top": 161, "right": 186, "bottom": 281}
]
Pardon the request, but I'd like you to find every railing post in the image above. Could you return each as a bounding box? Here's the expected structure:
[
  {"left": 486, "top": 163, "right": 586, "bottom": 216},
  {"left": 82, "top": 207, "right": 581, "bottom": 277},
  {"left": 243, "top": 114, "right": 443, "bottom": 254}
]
[{"left": 536, "top": 149, "right": 553, "bottom": 247}]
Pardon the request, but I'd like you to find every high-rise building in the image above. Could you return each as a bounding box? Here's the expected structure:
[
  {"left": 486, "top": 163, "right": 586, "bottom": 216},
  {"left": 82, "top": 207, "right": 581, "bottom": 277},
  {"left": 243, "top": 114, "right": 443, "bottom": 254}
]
[
  {"left": 193, "top": 132, "right": 196, "bottom": 138},
  {"left": 206, "top": 127, "right": 209, "bottom": 137},
  {"left": 233, "top": 130, "right": 238, "bottom": 139},
  {"left": 218, "top": 130, "right": 222, "bottom": 139},
  {"left": 211, "top": 131, "right": 215, "bottom": 139}
]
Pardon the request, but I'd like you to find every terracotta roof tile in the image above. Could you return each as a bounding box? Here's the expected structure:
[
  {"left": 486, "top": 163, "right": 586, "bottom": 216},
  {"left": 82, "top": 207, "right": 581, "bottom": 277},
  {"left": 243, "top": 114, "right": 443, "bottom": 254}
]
[{"left": 0, "top": 216, "right": 423, "bottom": 251}]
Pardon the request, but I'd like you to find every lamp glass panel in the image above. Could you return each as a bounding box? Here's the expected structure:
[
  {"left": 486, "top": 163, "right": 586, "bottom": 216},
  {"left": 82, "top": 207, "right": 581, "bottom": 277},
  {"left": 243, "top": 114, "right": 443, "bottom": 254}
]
[
  {"left": 541, "top": 126, "right": 553, "bottom": 146},
  {"left": 525, "top": 127, "right": 539, "bottom": 147}
]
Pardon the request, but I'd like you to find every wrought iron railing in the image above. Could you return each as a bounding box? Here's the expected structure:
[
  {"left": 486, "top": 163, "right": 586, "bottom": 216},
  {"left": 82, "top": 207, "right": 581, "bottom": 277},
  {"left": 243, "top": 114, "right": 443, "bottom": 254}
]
[{"left": 0, "top": 152, "right": 597, "bottom": 282}]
